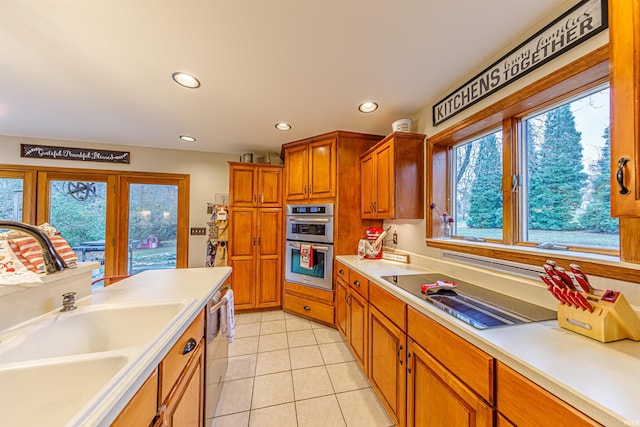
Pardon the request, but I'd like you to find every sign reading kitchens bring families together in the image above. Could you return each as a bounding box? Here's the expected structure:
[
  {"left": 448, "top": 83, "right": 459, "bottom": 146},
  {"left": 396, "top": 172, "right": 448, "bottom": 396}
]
[{"left": 432, "top": 0, "right": 607, "bottom": 126}]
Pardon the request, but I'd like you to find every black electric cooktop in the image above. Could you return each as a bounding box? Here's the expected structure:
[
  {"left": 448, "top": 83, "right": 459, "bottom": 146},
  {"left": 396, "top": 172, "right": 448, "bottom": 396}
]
[{"left": 381, "top": 273, "right": 556, "bottom": 329}]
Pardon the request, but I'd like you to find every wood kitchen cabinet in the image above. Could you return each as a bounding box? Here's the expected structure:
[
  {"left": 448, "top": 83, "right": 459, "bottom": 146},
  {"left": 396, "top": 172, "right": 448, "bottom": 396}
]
[
  {"left": 335, "top": 267, "right": 369, "bottom": 373},
  {"left": 407, "top": 338, "right": 493, "bottom": 427},
  {"left": 228, "top": 207, "right": 282, "bottom": 310},
  {"left": 114, "top": 311, "right": 205, "bottom": 427},
  {"left": 284, "top": 137, "right": 336, "bottom": 201},
  {"left": 229, "top": 162, "right": 283, "bottom": 208},
  {"left": 610, "top": 0, "right": 640, "bottom": 217},
  {"left": 283, "top": 280, "right": 335, "bottom": 325},
  {"left": 111, "top": 368, "right": 159, "bottom": 427},
  {"left": 360, "top": 132, "right": 425, "bottom": 220},
  {"left": 496, "top": 362, "right": 602, "bottom": 427}
]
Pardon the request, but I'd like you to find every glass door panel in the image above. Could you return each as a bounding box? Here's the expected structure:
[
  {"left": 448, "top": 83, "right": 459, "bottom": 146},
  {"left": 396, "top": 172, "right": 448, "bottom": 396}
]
[
  {"left": 0, "top": 178, "right": 24, "bottom": 221},
  {"left": 47, "top": 179, "right": 108, "bottom": 284},
  {"left": 127, "top": 183, "right": 178, "bottom": 274}
]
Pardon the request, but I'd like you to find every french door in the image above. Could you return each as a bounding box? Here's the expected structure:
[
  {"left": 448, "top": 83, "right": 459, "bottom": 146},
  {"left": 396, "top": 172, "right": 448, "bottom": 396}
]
[{"left": 1, "top": 165, "right": 189, "bottom": 285}]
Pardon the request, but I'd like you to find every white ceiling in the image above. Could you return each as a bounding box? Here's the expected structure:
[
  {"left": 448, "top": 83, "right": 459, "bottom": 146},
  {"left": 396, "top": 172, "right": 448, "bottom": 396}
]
[{"left": 0, "top": 0, "right": 572, "bottom": 156}]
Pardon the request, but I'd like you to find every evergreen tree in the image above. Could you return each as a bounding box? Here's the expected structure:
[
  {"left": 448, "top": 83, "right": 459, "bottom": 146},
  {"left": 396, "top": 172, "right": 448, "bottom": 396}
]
[
  {"left": 466, "top": 133, "right": 503, "bottom": 228},
  {"left": 579, "top": 127, "right": 618, "bottom": 233},
  {"left": 528, "top": 105, "right": 587, "bottom": 230}
]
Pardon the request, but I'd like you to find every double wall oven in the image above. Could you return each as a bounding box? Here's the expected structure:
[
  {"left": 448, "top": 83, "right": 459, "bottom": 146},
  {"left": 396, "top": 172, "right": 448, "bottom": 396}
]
[{"left": 285, "top": 203, "right": 334, "bottom": 291}]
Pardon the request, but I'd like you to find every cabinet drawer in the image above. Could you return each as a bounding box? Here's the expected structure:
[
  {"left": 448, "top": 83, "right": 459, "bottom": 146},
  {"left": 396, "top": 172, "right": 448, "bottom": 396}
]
[
  {"left": 335, "top": 260, "right": 350, "bottom": 284},
  {"left": 284, "top": 293, "right": 334, "bottom": 324},
  {"left": 369, "top": 282, "right": 406, "bottom": 331},
  {"left": 159, "top": 311, "right": 205, "bottom": 403},
  {"left": 496, "top": 362, "right": 602, "bottom": 427},
  {"left": 349, "top": 270, "right": 369, "bottom": 300},
  {"left": 407, "top": 306, "right": 494, "bottom": 403},
  {"left": 284, "top": 280, "right": 334, "bottom": 303}
]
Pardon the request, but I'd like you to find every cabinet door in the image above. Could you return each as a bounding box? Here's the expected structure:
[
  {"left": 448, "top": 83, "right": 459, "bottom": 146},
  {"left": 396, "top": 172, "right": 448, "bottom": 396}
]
[
  {"left": 229, "top": 165, "right": 257, "bottom": 207},
  {"left": 308, "top": 138, "right": 337, "bottom": 199},
  {"left": 335, "top": 277, "right": 349, "bottom": 339},
  {"left": 369, "top": 305, "right": 406, "bottom": 427},
  {"left": 258, "top": 167, "right": 283, "bottom": 207},
  {"left": 285, "top": 144, "right": 308, "bottom": 200},
  {"left": 361, "top": 152, "right": 376, "bottom": 218},
  {"left": 610, "top": 0, "right": 640, "bottom": 216},
  {"left": 111, "top": 368, "right": 158, "bottom": 427},
  {"left": 349, "top": 289, "right": 368, "bottom": 374},
  {"left": 228, "top": 208, "right": 256, "bottom": 309},
  {"left": 256, "top": 209, "right": 282, "bottom": 307},
  {"left": 166, "top": 343, "right": 204, "bottom": 427},
  {"left": 374, "top": 142, "right": 394, "bottom": 218},
  {"left": 407, "top": 339, "right": 493, "bottom": 427}
]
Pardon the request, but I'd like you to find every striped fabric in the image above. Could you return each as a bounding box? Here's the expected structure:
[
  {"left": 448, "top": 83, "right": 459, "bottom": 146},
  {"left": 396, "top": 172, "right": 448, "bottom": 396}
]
[
  {"left": 7, "top": 240, "right": 37, "bottom": 272},
  {"left": 9, "top": 236, "right": 78, "bottom": 272}
]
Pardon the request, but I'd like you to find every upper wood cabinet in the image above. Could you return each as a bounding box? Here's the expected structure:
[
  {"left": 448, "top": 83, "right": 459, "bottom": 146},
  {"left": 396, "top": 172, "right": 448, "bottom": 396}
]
[
  {"left": 228, "top": 162, "right": 283, "bottom": 208},
  {"left": 360, "top": 132, "right": 425, "bottom": 220},
  {"left": 284, "top": 138, "right": 337, "bottom": 201},
  {"left": 610, "top": 0, "right": 640, "bottom": 217}
]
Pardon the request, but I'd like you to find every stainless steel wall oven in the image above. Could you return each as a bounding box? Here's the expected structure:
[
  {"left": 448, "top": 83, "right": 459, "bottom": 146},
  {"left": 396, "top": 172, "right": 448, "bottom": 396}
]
[{"left": 285, "top": 203, "right": 334, "bottom": 290}]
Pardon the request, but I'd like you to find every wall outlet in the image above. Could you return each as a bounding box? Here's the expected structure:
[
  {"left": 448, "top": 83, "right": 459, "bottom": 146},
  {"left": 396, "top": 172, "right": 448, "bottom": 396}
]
[{"left": 190, "top": 227, "right": 207, "bottom": 236}]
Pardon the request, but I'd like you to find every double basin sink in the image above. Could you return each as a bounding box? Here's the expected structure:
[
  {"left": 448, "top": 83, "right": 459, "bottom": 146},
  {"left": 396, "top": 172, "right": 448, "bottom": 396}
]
[{"left": 0, "top": 298, "right": 195, "bottom": 426}]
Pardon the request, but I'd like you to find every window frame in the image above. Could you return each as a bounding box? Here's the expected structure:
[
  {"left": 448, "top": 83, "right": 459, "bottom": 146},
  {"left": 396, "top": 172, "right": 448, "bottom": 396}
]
[{"left": 426, "top": 46, "right": 640, "bottom": 282}]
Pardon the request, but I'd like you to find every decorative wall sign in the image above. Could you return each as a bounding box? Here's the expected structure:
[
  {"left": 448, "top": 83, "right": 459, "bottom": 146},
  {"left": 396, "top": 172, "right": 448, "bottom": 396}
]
[
  {"left": 432, "top": 0, "right": 607, "bottom": 126},
  {"left": 20, "top": 144, "right": 130, "bottom": 164}
]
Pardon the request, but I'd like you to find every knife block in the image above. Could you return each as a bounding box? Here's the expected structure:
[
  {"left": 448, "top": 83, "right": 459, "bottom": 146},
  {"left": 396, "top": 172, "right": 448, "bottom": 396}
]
[{"left": 557, "top": 292, "right": 640, "bottom": 343}]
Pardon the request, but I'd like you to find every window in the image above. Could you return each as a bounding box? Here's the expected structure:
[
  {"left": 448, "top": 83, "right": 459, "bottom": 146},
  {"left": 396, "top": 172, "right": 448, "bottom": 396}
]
[
  {"left": 520, "top": 86, "right": 617, "bottom": 249},
  {"left": 428, "top": 47, "right": 625, "bottom": 261},
  {"left": 453, "top": 129, "right": 503, "bottom": 241}
]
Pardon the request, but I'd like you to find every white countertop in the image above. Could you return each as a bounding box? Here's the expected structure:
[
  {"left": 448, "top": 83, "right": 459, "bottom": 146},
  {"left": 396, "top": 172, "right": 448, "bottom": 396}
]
[
  {"left": 0, "top": 267, "right": 231, "bottom": 427},
  {"left": 336, "top": 255, "right": 640, "bottom": 427}
]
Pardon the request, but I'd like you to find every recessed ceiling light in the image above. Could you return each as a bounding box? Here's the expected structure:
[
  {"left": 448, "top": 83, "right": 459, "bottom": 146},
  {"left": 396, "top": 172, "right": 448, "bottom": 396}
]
[
  {"left": 358, "top": 101, "right": 379, "bottom": 113},
  {"left": 179, "top": 135, "right": 196, "bottom": 142},
  {"left": 172, "top": 72, "right": 201, "bottom": 89},
  {"left": 275, "top": 122, "right": 292, "bottom": 131}
]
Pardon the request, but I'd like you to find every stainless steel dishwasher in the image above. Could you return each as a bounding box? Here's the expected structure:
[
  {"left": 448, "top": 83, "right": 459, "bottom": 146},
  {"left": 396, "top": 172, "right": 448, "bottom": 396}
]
[{"left": 205, "top": 288, "right": 229, "bottom": 423}]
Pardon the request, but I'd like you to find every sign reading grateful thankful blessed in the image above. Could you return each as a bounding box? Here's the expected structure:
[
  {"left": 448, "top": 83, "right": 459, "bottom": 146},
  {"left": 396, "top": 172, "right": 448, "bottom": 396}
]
[
  {"left": 20, "top": 144, "right": 130, "bottom": 164},
  {"left": 432, "top": 0, "right": 607, "bottom": 126}
]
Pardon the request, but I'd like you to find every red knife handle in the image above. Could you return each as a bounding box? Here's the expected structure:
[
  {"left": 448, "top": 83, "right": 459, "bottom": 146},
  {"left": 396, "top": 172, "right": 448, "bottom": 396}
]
[
  {"left": 573, "top": 273, "right": 592, "bottom": 293},
  {"left": 550, "top": 273, "right": 568, "bottom": 289},
  {"left": 554, "top": 267, "right": 577, "bottom": 291},
  {"left": 561, "top": 289, "right": 579, "bottom": 308},
  {"left": 546, "top": 260, "right": 558, "bottom": 269},
  {"left": 574, "top": 291, "right": 594, "bottom": 312},
  {"left": 548, "top": 285, "right": 566, "bottom": 305},
  {"left": 539, "top": 274, "right": 556, "bottom": 288}
]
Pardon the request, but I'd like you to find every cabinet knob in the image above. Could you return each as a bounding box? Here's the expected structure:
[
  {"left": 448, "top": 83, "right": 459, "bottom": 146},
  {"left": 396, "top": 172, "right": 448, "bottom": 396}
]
[
  {"left": 303, "top": 305, "right": 311, "bottom": 311},
  {"left": 339, "top": 269, "right": 345, "bottom": 275},
  {"left": 353, "top": 280, "right": 360, "bottom": 287},
  {"left": 182, "top": 337, "right": 197, "bottom": 355}
]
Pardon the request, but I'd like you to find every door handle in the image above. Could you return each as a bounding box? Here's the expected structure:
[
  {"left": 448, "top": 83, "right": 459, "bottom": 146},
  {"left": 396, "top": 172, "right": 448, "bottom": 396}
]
[{"left": 616, "top": 157, "right": 631, "bottom": 195}]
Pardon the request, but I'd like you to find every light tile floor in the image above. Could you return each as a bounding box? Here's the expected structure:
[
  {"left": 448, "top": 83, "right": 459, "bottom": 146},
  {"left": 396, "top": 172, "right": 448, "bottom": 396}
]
[{"left": 211, "top": 310, "right": 394, "bottom": 427}]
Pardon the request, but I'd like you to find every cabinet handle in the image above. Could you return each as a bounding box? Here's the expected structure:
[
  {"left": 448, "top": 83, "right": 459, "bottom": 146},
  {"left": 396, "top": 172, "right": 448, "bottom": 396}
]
[
  {"left": 373, "top": 200, "right": 377, "bottom": 212},
  {"left": 261, "top": 193, "right": 264, "bottom": 203},
  {"left": 397, "top": 344, "right": 404, "bottom": 365},
  {"left": 309, "top": 184, "right": 312, "bottom": 194},
  {"left": 303, "top": 305, "right": 311, "bottom": 311},
  {"left": 407, "top": 352, "right": 412, "bottom": 374},
  {"left": 257, "top": 237, "right": 261, "bottom": 246},
  {"left": 182, "top": 337, "right": 197, "bottom": 355},
  {"left": 616, "top": 157, "right": 631, "bottom": 195},
  {"left": 253, "top": 237, "right": 257, "bottom": 245},
  {"left": 253, "top": 194, "right": 257, "bottom": 202},
  {"left": 369, "top": 201, "right": 374, "bottom": 212},
  {"left": 353, "top": 280, "right": 360, "bottom": 287},
  {"left": 303, "top": 185, "right": 307, "bottom": 195}
]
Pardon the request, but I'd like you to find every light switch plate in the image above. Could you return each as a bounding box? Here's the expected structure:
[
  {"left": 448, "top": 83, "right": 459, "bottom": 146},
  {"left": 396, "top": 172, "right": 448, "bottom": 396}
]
[{"left": 190, "top": 227, "right": 207, "bottom": 236}]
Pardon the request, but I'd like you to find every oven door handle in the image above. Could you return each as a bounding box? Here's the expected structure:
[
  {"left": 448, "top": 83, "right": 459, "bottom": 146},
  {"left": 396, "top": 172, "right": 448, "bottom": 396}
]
[
  {"left": 288, "top": 217, "right": 330, "bottom": 223},
  {"left": 288, "top": 242, "right": 330, "bottom": 252}
]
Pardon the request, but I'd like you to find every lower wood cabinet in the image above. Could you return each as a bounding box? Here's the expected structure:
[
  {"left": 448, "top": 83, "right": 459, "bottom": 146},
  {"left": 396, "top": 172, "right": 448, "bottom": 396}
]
[
  {"left": 407, "top": 338, "right": 493, "bottom": 427},
  {"left": 283, "top": 281, "right": 334, "bottom": 325},
  {"left": 369, "top": 304, "right": 406, "bottom": 427},
  {"left": 335, "top": 274, "right": 368, "bottom": 373},
  {"left": 496, "top": 362, "right": 602, "bottom": 427},
  {"left": 111, "top": 368, "right": 159, "bottom": 427},
  {"left": 112, "top": 311, "right": 205, "bottom": 427}
]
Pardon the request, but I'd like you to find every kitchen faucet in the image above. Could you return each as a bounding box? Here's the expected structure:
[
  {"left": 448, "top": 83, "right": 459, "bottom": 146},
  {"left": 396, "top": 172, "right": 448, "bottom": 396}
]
[{"left": 0, "top": 221, "right": 67, "bottom": 274}]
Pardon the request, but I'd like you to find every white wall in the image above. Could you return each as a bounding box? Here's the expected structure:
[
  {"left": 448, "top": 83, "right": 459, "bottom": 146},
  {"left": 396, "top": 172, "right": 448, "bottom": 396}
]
[
  {"left": 385, "top": 29, "right": 609, "bottom": 259},
  {"left": 1, "top": 135, "right": 238, "bottom": 267}
]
